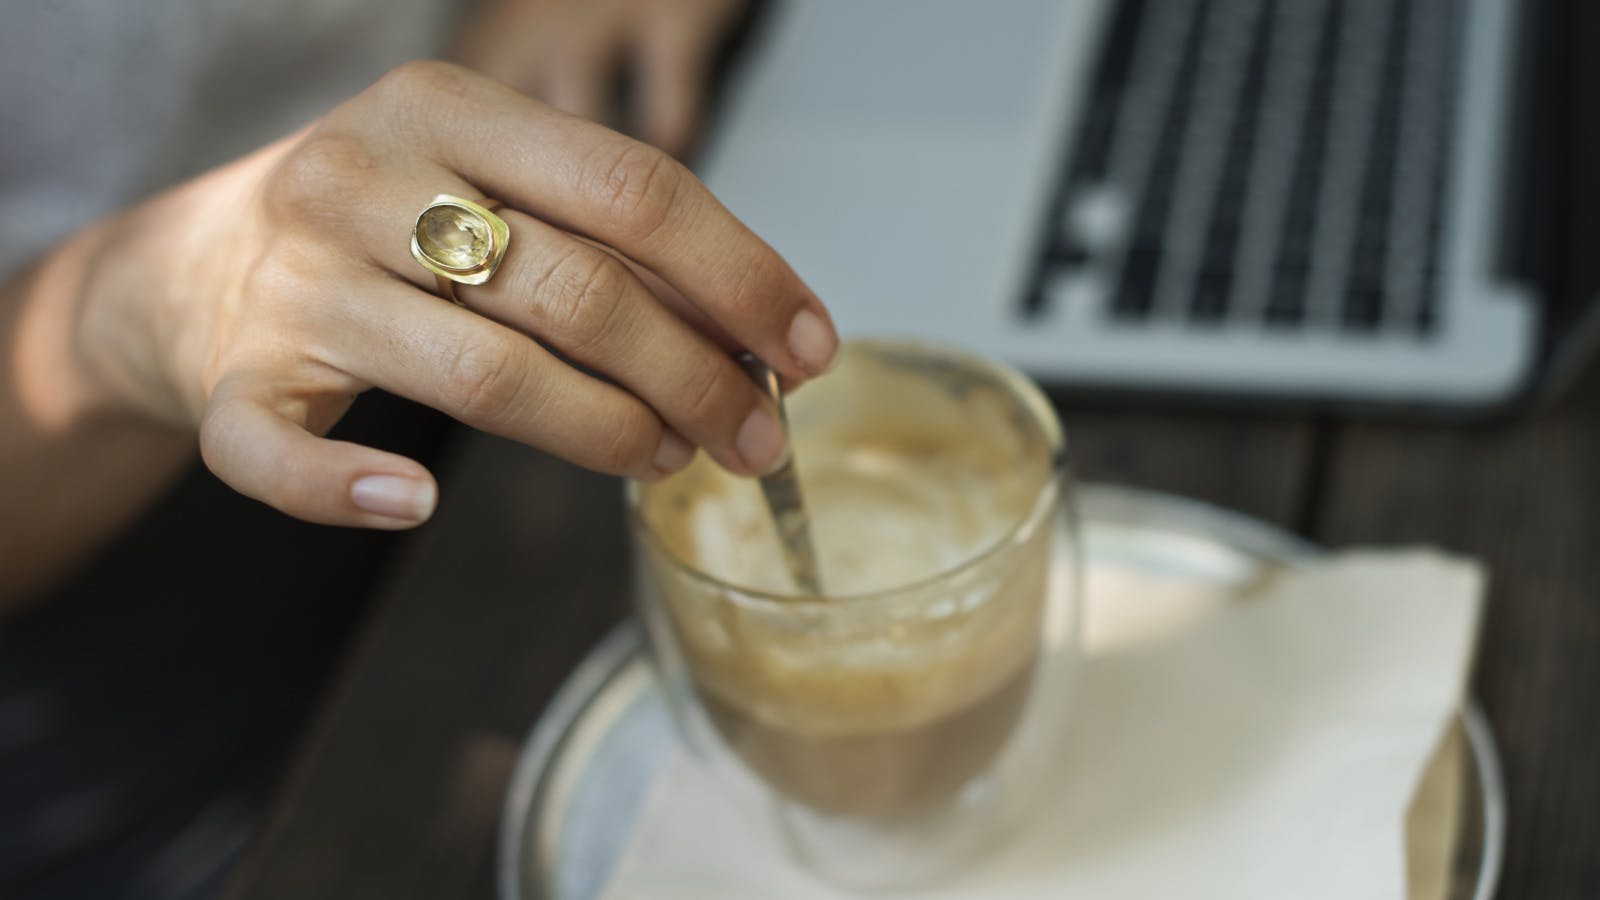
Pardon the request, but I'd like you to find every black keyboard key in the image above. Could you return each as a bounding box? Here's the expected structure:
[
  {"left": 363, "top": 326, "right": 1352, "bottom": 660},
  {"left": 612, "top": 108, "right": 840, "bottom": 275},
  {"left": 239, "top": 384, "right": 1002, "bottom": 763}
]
[
  {"left": 1020, "top": 0, "right": 1152, "bottom": 318},
  {"left": 1114, "top": 245, "right": 1164, "bottom": 319},
  {"left": 1074, "top": 0, "right": 1151, "bottom": 181},
  {"left": 1191, "top": 0, "right": 1277, "bottom": 323},
  {"left": 1265, "top": 264, "right": 1311, "bottom": 325},
  {"left": 1112, "top": 0, "right": 1215, "bottom": 320},
  {"left": 1191, "top": 267, "right": 1234, "bottom": 322},
  {"left": 1339, "top": 0, "right": 1411, "bottom": 332},
  {"left": 1049, "top": 239, "right": 1093, "bottom": 268},
  {"left": 1414, "top": 1, "right": 1464, "bottom": 336},
  {"left": 1343, "top": 281, "right": 1386, "bottom": 331},
  {"left": 1250, "top": 0, "right": 1342, "bottom": 328}
]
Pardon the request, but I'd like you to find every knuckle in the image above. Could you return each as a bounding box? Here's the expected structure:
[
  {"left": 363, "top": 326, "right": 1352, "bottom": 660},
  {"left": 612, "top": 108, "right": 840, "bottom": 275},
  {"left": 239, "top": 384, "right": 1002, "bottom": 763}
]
[
  {"left": 580, "top": 139, "right": 685, "bottom": 243},
  {"left": 441, "top": 337, "right": 526, "bottom": 422},
  {"left": 594, "top": 404, "right": 659, "bottom": 473},
  {"left": 196, "top": 400, "right": 240, "bottom": 471},
  {"left": 238, "top": 247, "right": 301, "bottom": 301},
  {"left": 268, "top": 131, "right": 380, "bottom": 220},
  {"left": 680, "top": 359, "right": 738, "bottom": 432},
  {"left": 530, "top": 247, "right": 630, "bottom": 354},
  {"left": 197, "top": 397, "right": 298, "bottom": 505},
  {"left": 374, "top": 59, "right": 473, "bottom": 104},
  {"left": 723, "top": 251, "right": 788, "bottom": 323},
  {"left": 235, "top": 240, "right": 329, "bottom": 329},
  {"left": 261, "top": 453, "right": 313, "bottom": 512},
  {"left": 364, "top": 60, "right": 477, "bottom": 134}
]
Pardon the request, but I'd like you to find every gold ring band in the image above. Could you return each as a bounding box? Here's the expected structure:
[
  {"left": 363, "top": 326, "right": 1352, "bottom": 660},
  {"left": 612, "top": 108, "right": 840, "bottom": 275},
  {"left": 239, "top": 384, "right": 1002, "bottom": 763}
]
[
  {"left": 410, "top": 194, "right": 510, "bottom": 306},
  {"left": 433, "top": 274, "right": 464, "bottom": 306}
]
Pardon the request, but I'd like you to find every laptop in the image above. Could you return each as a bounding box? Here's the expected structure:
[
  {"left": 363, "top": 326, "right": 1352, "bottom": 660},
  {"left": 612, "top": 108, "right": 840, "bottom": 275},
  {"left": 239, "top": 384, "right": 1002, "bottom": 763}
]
[{"left": 698, "top": 0, "right": 1600, "bottom": 413}]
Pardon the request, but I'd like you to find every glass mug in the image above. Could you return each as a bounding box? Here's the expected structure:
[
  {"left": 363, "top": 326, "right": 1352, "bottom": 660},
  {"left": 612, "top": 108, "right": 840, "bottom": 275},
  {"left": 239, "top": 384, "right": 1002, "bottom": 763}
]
[{"left": 629, "top": 339, "right": 1081, "bottom": 887}]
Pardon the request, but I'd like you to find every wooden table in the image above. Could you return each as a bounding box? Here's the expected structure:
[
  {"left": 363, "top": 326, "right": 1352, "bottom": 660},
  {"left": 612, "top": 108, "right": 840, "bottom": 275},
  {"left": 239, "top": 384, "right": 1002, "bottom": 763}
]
[{"left": 226, "top": 363, "right": 1600, "bottom": 899}]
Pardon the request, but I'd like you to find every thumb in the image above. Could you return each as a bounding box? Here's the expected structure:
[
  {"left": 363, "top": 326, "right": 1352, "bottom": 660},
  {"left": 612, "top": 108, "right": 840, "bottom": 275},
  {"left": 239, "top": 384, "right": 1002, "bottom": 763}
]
[{"left": 199, "top": 380, "right": 437, "bottom": 529}]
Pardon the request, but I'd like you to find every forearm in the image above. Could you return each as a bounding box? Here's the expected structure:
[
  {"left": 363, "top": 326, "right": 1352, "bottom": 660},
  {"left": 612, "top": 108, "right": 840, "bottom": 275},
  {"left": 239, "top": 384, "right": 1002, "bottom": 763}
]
[{"left": 0, "top": 223, "right": 195, "bottom": 613}]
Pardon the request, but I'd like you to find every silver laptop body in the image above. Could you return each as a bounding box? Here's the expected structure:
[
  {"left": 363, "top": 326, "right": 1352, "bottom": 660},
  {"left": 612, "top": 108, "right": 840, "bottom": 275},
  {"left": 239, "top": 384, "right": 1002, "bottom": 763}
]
[{"left": 699, "top": 0, "right": 1535, "bottom": 410}]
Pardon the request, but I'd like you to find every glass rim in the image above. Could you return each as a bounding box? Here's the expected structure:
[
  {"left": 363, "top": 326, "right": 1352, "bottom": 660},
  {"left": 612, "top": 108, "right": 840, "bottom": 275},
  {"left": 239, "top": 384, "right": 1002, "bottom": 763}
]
[{"left": 626, "top": 338, "right": 1067, "bottom": 610}]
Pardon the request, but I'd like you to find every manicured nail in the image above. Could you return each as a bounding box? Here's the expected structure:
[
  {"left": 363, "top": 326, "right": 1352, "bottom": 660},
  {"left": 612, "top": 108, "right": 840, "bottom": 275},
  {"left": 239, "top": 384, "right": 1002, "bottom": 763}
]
[
  {"left": 786, "top": 309, "right": 837, "bottom": 376},
  {"left": 736, "top": 405, "right": 788, "bottom": 475},
  {"left": 653, "top": 429, "right": 695, "bottom": 474},
  {"left": 351, "top": 475, "right": 436, "bottom": 523}
]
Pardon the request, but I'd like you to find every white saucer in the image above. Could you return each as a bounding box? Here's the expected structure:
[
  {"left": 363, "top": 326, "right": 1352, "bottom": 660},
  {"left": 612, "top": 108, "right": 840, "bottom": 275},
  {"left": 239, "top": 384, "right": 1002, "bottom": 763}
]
[{"left": 497, "top": 484, "right": 1505, "bottom": 900}]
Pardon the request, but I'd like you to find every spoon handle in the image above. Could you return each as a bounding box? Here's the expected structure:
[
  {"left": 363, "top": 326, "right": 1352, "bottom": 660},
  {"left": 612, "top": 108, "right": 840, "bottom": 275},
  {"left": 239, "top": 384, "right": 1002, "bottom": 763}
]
[{"left": 737, "top": 355, "right": 824, "bottom": 595}]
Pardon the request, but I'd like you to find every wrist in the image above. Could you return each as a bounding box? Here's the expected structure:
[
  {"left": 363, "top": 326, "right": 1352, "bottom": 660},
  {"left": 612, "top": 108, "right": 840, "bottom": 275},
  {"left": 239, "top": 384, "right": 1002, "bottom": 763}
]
[
  {"left": 69, "top": 161, "right": 260, "bottom": 429},
  {"left": 59, "top": 215, "right": 187, "bottom": 426},
  {"left": 9, "top": 219, "right": 141, "bottom": 429}
]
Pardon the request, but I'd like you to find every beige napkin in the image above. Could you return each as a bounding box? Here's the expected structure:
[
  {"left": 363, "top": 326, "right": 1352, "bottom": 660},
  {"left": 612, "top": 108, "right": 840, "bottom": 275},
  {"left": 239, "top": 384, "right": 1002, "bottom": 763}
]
[{"left": 600, "top": 550, "right": 1483, "bottom": 900}]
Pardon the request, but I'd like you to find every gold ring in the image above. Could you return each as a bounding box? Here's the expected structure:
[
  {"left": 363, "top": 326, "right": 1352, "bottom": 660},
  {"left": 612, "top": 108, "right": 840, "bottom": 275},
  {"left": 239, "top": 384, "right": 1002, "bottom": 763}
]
[{"left": 410, "top": 194, "right": 510, "bottom": 305}]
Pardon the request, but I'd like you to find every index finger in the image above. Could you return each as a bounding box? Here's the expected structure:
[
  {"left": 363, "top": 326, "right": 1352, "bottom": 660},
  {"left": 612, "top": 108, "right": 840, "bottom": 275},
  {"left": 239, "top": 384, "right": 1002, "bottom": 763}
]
[{"left": 369, "top": 62, "right": 839, "bottom": 383}]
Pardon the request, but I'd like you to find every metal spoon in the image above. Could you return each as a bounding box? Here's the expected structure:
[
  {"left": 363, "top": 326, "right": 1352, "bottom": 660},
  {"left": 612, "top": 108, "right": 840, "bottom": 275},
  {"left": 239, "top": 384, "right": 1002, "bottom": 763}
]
[{"left": 737, "top": 354, "right": 824, "bottom": 595}]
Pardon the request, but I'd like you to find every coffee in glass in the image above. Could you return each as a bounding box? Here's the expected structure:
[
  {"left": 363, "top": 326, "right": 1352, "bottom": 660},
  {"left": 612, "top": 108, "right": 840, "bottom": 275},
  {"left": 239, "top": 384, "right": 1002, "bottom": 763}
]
[{"left": 630, "top": 339, "right": 1080, "bottom": 886}]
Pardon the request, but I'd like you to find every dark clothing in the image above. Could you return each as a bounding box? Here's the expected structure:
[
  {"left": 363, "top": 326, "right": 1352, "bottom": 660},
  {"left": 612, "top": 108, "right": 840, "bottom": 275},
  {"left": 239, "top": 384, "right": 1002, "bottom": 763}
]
[{"left": 0, "top": 392, "right": 452, "bottom": 899}]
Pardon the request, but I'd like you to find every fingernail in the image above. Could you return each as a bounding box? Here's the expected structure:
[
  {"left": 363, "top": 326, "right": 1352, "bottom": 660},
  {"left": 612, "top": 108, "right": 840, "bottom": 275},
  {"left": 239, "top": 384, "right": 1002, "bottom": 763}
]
[
  {"left": 736, "top": 405, "right": 788, "bottom": 475},
  {"left": 786, "top": 309, "right": 838, "bottom": 376},
  {"left": 351, "top": 475, "right": 436, "bottom": 523},
  {"left": 653, "top": 429, "right": 695, "bottom": 473}
]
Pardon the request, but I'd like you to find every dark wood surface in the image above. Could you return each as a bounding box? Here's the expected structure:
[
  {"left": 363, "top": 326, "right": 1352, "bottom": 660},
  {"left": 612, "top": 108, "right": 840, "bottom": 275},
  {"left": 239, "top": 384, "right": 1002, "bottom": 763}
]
[
  {"left": 1314, "top": 368, "right": 1600, "bottom": 898},
  {"left": 226, "top": 369, "right": 1599, "bottom": 900}
]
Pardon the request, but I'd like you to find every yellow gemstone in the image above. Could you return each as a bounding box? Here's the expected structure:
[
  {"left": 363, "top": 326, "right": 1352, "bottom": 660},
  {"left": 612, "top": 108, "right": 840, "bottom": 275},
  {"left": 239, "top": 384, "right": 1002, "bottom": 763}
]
[{"left": 417, "top": 205, "right": 491, "bottom": 271}]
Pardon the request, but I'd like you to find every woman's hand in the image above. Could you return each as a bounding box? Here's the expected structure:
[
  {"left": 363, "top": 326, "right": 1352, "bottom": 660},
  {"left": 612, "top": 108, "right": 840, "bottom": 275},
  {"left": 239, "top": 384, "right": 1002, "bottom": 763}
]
[
  {"left": 455, "top": 0, "right": 746, "bottom": 156},
  {"left": 69, "top": 61, "right": 836, "bottom": 530}
]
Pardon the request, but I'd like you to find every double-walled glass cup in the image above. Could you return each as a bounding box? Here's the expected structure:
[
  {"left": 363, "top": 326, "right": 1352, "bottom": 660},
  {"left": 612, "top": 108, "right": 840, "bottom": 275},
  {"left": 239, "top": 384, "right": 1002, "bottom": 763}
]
[{"left": 629, "top": 339, "right": 1081, "bottom": 887}]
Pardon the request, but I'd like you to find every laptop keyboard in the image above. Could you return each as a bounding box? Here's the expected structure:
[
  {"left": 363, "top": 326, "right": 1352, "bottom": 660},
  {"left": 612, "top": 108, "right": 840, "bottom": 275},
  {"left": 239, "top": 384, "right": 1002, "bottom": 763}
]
[{"left": 1028, "top": 0, "right": 1464, "bottom": 337}]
